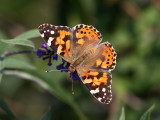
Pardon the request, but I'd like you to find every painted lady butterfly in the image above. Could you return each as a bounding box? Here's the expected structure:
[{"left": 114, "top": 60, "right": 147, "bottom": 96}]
[{"left": 38, "top": 24, "right": 117, "bottom": 104}]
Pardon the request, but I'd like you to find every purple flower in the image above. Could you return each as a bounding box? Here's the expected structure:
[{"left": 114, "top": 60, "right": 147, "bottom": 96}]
[
  {"left": 48, "top": 56, "right": 52, "bottom": 66},
  {"left": 41, "top": 43, "right": 47, "bottom": 48},
  {"left": 37, "top": 42, "right": 81, "bottom": 82},
  {"left": 36, "top": 43, "right": 58, "bottom": 65},
  {"left": 37, "top": 49, "right": 44, "bottom": 58},
  {"left": 48, "top": 62, "right": 52, "bottom": 66},
  {"left": 70, "top": 71, "right": 81, "bottom": 82},
  {"left": 53, "top": 54, "right": 58, "bottom": 61},
  {"left": 56, "top": 59, "right": 81, "bottom": 81},
  {"left": 57, "top": 60, "right": 81, "bottom": 81},
  {"left": 56, "top": 63, "right": 65, "bottom": 70},
  {"left": 56, "top": 59, "right": 69, "bottom": 72}
]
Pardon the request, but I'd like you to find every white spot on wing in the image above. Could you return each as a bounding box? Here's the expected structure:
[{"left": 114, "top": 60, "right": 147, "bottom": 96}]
[
  {"left": 102, "top": 88, "right": 106, "bottom": 92},
  {"left": 51, "top": 31, "right": 55, "bottom": 34},
  {"left": 90, "top": 88, "right": 99, "bottom": 94},
  {"left": 90, "top": 90, "right": 94, "bottom": 94},
  {"left": 47, "top": 37, "right": 53, "bottom": 46},
  {"left": 41, "top": 33, "right": 44, "bottom": 38},
  {"left": 98, "top": 97, "right": 102, "bottom": 101},
  {"left": 73, "top": 26, "right": 76, "bottom": 30}
]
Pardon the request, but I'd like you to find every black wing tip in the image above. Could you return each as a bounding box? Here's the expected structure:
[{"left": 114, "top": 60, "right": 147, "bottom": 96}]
[
  {"left": 96, "top": 96, "right": 112, "bottom": 104},
  {"left": 38, "top": 23, "right": 49, "bottom": 29},
  {"left": 39, "top": 23, "right": 55, "bottom": 30},
  {"left": 73, "top": 24, "right": 102, "bottom": 38}
]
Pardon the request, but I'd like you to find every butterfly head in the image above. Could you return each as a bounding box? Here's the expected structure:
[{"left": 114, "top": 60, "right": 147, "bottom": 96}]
[{"left": 68, "top": 64, "right": 75, "bottom": 73}]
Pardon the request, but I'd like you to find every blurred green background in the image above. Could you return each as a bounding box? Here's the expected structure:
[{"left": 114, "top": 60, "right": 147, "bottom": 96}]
[{"left": 0, "top": 0, "right": 160, "bottom": 120}]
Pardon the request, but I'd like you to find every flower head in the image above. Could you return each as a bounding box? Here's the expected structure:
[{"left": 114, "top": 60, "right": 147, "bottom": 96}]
[
  {"left": 37, "top": 49, "right": 44, "bottom": 58},
  {"left": 41, "top": 43, "right": 47, "bottom": 48},
  {"left": 70, "top": 70, "right": 81, "bottom": 82},
  {"left": 53, "top": 54, "right": 58, "bottom": 61},
  {"left": 56, "top": 59, "right": 81, "bottom": 81},
  {"left": 36, "top": 43, "right": 58, "bottom": 65},
  {"left": 56, "top": 59, "right": 69, "bottom": 72},
  {"left": 37, "top": 42, "right": 81, "bottom": 82}
]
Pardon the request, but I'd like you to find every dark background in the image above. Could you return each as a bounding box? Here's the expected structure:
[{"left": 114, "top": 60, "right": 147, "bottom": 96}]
[{"left": 0, "top": 0, "right": 160, "bottom": 120}]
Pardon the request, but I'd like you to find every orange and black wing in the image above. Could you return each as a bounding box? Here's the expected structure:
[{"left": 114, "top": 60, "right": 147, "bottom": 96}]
[
  {"left": 38, "top": 24, "right": 72, "bottom": 62},
  {"left": 77, "top": 42, "right": 117, "bottom": 104},
  {"left": 80, "top": 69, "right": 112, "bottom": 104},
  {"left": 71, "top": 24, "right": 102, "bottom": 59}
]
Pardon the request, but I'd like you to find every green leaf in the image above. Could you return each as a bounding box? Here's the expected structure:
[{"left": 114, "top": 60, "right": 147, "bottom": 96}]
[
  {"left": 0, "top": 97, "right": 16, "bottom": 119},
  {"left": 0, "top": 56, "right": 35, "bottom": 82},
  {"left": 15, "top": 29, "right": 40, "bottom": 39},
  {"left": 5, "top": 69, "right": 87, "bottom": 120},
  {"left": 4, "top": 58, "right": 36, "bottom": 70},
  {"left": 140, "top": 104, "right": 155, "bottom": 120},
  {"left": 41, "top": 107, "right": 52, "bottom": 120},
  {"left": 0, "top": 40, "right": 13, "bottom": 55},
  {"left": 0, "top": 39, "right": 35, "bottom": 48},
  {"left": 119, "top": 107, "right": 125, "bottom": 120}
]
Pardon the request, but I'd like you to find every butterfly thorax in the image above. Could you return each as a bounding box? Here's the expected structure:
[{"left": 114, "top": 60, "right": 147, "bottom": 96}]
[
  {"left": 68, "top": 65, "right": 75, "bottom": 72},
  {"left": 68, "top": 48, "right": 96, "bottom": 72}
]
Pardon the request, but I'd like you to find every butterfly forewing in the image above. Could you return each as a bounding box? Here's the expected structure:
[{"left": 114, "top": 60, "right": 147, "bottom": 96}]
[
  {"left": 71, "top": 24, "right": 102, "bottom": 59},
  {"left": 38, "top": 24, "right": 72, "bottom": 62}
]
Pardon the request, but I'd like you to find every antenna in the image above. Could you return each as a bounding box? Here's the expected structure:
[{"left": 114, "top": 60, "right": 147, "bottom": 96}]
[
  {"left": 72, "top": 79, "right": 74, "bottom": 95},
  {"left": 45, "top": 69, "right": 75, "bottom": 95},
  {"left": 70, "top": 72, "right": 74, "bottom": 95},
  {"left": 45, "top": 69, "right": 68, "bottom": 72}
]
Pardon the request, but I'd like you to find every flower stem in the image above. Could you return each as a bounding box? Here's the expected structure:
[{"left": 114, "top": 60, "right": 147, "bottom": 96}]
[{"left": 1, "top": 49, "right": 37, "bottom": 58}]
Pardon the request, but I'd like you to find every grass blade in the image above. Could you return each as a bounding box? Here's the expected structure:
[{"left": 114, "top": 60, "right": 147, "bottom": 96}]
[
  {"left": 41, "top": 107, "right": 52, "bottom": 120},
  {"left": 140, "top": 104, "right": 155, "bottom": 120},
  {"left": 0, "top": 97, "right": 16, "bottom": 119},
  {"left": 119, "top": 107, "right": 125, "bottom": 120}
]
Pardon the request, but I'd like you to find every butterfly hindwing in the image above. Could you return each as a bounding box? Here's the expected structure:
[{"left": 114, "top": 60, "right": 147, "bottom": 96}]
[
  {"left": 77, "top": 68, "right": 112, "bottom": 104},
  {"left": 76, "top": 42, "right": 117, "bottom": 104},
  {"left": 78, "top": 42, "right": 117, "bottom": 71},
  {"left": 98, "top": 42, "right": 117, "bottom": 71}
]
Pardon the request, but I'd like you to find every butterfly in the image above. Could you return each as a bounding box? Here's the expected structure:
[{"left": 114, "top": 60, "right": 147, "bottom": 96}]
[{"left": 38, "top": 24, "right": 117, "bottom": 104}]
